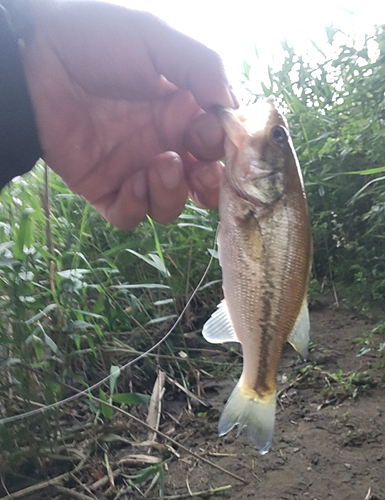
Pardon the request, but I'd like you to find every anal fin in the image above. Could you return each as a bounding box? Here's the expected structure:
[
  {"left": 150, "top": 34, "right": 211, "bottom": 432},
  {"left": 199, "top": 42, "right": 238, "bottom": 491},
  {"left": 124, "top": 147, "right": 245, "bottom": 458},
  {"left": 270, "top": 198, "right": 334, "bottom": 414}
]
[
  {"left": 202, "top": 300, "right": 239, "bottom": 344},
  {"left": 288, "top": 298, "right": 310, "bottom": 360}
]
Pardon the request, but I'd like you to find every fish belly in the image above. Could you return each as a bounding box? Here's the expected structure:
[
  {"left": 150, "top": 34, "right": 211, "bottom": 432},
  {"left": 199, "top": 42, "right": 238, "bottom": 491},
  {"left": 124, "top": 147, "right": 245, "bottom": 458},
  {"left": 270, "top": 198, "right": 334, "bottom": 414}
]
[{"left": 215, "top": 183, "right": 310, "bottom": 452}]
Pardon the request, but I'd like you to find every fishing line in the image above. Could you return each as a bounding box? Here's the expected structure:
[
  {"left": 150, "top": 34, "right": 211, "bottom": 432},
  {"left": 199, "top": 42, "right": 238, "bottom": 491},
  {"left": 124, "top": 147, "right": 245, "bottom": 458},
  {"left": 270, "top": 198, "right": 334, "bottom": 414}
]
[{"left": 0, "top": 223, "right": 219, "bottom": 425}]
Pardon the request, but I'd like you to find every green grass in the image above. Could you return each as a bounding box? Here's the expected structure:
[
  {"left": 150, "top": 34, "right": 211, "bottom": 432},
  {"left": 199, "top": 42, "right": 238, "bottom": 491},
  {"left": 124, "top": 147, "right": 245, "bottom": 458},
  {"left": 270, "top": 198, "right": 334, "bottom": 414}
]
[
  {"left": 0, "top": 163, "right": 228, "bottom": 495},
  {"left": 246, "top": 25, "right": 385, "bottom": 314}
]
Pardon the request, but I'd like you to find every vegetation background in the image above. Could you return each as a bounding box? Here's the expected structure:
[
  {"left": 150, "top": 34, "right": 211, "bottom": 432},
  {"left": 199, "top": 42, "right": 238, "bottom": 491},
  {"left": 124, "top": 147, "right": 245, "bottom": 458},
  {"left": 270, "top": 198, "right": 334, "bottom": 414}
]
[{"left": 0, "top": 24, "right": 384, "bottom": 499}]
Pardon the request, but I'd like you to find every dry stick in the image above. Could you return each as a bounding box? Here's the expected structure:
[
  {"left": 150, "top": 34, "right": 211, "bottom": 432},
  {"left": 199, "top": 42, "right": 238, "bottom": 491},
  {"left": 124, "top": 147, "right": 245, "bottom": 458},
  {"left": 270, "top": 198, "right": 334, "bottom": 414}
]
[
  {"left": 54, "top": 485, "right": 95, "bottom": 500},
  {"left": 146, "top": 370, "right": 166, "bottom": 446},
  {"left": 13, "top": 394, "right": 46, "bottom": 408},
  {"left": 117, "top": 455, "right": 162, "bottom": 466},
  {"left": 0, "top": 457, "right": 88, "bottom": 500},
  {"left": 0, "top": 476, "right": 9, "bottom": 497},
  {"left": 277, "top": 369, "right": 311, "bottom": 398},
  {"left": 165, "top": 374, "right": 210, "bottom": 408},
  {"left": 104, "top": 451, "right": 115, "bottom": 488},
  {"left": 90, "top": 471, "right": 120, "bottom": 492},
  {"left": 186, "top": 473, "right": 193, "bottom": 496},
  {"left": 92, "top": 395, "right": 247, "bottom": 485},
  {"left": 147, "top": 485, "right": 232, "bottom": 500},
  {"left": 0, "top": 471, "right": 73, "bottom": 500},
  {"left": 70, "top": 473, "right": 99, "bottom": 499}
]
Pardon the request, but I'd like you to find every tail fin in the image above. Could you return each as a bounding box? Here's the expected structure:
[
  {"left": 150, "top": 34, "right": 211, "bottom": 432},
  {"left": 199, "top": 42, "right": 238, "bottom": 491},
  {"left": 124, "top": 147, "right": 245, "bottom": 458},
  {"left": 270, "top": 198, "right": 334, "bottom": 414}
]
[{"left": 218, "top": 380, "right": 276, "bottom": 455}]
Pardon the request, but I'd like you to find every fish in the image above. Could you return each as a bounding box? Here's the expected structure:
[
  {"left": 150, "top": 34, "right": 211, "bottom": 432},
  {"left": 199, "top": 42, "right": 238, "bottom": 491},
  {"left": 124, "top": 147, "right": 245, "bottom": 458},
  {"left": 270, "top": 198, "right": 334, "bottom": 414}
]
[{"left": 202, "top": 97, "right": 312, "bottom": 454}]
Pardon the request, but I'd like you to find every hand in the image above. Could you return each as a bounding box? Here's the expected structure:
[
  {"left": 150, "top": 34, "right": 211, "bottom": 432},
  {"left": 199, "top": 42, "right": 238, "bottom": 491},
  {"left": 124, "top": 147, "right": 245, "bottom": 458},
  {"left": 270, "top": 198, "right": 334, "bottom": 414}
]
[{"left": 21, "top": 1, "right": 236, "bottom": 229}]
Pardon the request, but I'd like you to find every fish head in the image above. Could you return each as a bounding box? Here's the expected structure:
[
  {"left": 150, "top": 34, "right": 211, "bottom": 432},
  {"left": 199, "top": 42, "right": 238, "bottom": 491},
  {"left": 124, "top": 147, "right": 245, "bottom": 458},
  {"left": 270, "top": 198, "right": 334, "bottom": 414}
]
[{"left": 219, "top": 97, "right": 297, "bottom": 206}]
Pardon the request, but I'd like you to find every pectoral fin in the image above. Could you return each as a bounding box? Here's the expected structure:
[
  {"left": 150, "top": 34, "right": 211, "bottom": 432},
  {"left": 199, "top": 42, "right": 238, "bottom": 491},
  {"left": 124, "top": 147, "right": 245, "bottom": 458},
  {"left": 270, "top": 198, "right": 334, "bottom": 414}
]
[
  {"left": 288, "top": 298, "right": 310, "bottom": 360},
  {"left": 202, "top": 300, "right": 239, "bottom": 344}
]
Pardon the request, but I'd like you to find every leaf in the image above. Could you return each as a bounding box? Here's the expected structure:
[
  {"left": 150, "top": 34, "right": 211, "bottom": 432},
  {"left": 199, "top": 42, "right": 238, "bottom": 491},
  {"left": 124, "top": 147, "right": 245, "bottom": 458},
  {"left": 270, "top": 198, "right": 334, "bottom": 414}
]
[
  {"left": 112, "top": 283, "right": 170, "bottom": 290},
  {"left": 349, "top": 176, "right": 385, "bottom": 205},
  {"left": 73, "top": 334, "right": 81, "bottom": 350},
  {"left": 99, "top": 389, "right": 113, "bottom": 419},
  {"left": 93, "top": 324, "right": 104, "bottom": 340},
  {"left": 0, "top": 255, "right": 20, "bottom": 268},
  {"left": 65, "top": 320, "right": 94, "bottom": 330},
  {"left": 310, "top": 39, "right": 327, "bottom": 58},
  {"left": 34, "top": 246, "right": 56, "bottom": 261},
  {"left": 357, "top": 347, "right": 371, "bottom": 357},
  {"left": 177, "top": 223, "right": 213, "bottom": 231},
  {"left": 146, "top": 216, "right": 168, "bottom": 271},
  {"left": 57, "top": 269, "right": 90, "bottom": 280},
  {"left": 325, "top": 25, "right": 343, "bottom": 45},
  {"left": 31, "top": 336, "right": 44, "bottom": 361},
  {"left": 109, "top": 365, "right": 121, "bottom": 396},
  {"left": 43, "top": 332, "right": 59, "bottom": 354},
  {"left": 112, "top": 392, "right": 151, "bottom": 405},
  {"left": 338, "top": 166, "right": 385, "bottom": 176},
  {"left": 86, "top": 333, "right": 96, "bottom": 356},
  {"left": 18, "top": 271, "right": 34, "bottom": 281},
  {"left": 198, "top": 279, "right": 222, "bottom": 291},
  {"left": 93, "top": 292, "right": 105, "bottom": 315},
  {"left": 13, "top": 208, "right": 34, "bottom": 260},
  {"left": 126, "top": 249, "right": 170, "bottom": 278},
  {"left": 25, "top": 304, "right": 57, "bottom": 325},
  {"left": 146, "top": 314, "right": 177, "bottom": 325},
  {"left": 18, "top": 296, "right": 36, "bottom": 303},
  {"left": 243, "top": 59, "right": 251, "bottom": 78},
  {"left": 153, "top": 298, "right": 175, "bottom": 306},
  {"left": 2, "top": 358, "right": 21, "bottom": 367},
  {"left": 87, "top": 393, "right": 99, "bottom": 414},
  {"left": 130, "top": 465, "right": 161, "bottom": 484},
  {"left": 74, "top": 310, "right": 108, "bottom": 322}
]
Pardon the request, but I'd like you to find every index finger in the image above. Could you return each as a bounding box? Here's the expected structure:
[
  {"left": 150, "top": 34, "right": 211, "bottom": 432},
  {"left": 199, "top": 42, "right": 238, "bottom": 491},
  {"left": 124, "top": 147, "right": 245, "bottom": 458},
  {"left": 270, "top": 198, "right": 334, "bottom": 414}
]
[{"left": 136, "top": 12, "right": 237, "bottom": 111}]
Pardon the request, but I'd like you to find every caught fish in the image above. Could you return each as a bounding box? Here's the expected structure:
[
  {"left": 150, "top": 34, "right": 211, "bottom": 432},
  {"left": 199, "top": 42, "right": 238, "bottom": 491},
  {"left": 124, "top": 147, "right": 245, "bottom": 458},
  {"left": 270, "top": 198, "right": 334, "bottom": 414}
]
[{"left": 202, "top": 97, "right": 312, "bottom": 454}]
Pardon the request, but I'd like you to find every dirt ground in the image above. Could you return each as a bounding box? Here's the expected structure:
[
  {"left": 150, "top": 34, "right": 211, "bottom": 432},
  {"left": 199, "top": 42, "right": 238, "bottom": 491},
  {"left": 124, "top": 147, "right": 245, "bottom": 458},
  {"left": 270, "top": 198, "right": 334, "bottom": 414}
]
[
  {"left": 2, "top": 292, "right": 384, "bottom": 500},
  {"left": 163, "top": 292, "right": 385, "bottom": 500}
]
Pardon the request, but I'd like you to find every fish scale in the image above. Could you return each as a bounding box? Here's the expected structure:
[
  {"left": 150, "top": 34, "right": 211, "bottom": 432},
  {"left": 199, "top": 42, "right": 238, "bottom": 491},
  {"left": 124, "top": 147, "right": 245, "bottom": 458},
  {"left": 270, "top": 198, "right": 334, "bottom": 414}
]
[{"left": 202, "top": 98, "right": 312, "bottom": 453}]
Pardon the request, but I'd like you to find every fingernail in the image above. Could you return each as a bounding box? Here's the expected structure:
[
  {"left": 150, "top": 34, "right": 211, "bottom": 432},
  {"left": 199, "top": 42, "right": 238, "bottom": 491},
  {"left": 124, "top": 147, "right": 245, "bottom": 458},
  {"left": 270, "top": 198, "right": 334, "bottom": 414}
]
[
  {"left": 133, "top": 170, "right": 147, "bottom": 199},
  {"left": 197, "top": 118, "right": 223, "bottom": 150},
  {"left": 191, "top": 191, "right": 204, "bottom": 208},
  {"left": 200, "top": 164, "right": 220, "bottom": 189},
  {"left": 216, "top": 85, "right": 237, "bottom": 108},
  {"left": 159, "top": 156, "right": 182, "bottom": 189}
]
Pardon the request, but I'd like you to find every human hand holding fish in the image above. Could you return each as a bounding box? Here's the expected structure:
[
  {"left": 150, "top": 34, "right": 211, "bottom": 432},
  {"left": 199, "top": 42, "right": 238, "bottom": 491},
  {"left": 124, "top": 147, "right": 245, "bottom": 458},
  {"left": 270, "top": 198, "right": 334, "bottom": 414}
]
[
  {"left": 202, "top": 98, "right": 312, "bottom": 454},
  {"left": 11, "top": 0, "right": 235, "bottom": 229}
]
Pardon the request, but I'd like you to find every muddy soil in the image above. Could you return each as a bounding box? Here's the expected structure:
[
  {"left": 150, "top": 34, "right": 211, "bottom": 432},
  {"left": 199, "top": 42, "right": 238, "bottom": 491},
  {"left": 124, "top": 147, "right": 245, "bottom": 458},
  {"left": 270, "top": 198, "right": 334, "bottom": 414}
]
[{"left": 164, "top": 293, "right": 385, "bottom": 500}]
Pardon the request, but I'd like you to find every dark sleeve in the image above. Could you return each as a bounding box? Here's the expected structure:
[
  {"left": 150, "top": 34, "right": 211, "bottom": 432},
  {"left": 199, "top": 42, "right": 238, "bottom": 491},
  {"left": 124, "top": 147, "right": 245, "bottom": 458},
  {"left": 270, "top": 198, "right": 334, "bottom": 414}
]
[{"left": 0, "top": 3, "right": 42, "bottom": 190}]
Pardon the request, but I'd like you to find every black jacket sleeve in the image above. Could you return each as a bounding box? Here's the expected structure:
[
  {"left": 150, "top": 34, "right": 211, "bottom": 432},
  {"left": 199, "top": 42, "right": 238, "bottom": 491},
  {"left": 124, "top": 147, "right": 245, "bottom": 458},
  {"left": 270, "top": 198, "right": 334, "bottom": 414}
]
[{"left": 0, "top": 2, "right": 42, "bottom": 190}]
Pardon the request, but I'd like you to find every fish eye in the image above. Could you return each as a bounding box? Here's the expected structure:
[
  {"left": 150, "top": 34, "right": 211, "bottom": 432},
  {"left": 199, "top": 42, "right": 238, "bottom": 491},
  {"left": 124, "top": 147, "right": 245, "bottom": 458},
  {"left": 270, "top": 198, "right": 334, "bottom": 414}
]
[{"left": 270, "top": 126, "right": 287, "bottom": 145}]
